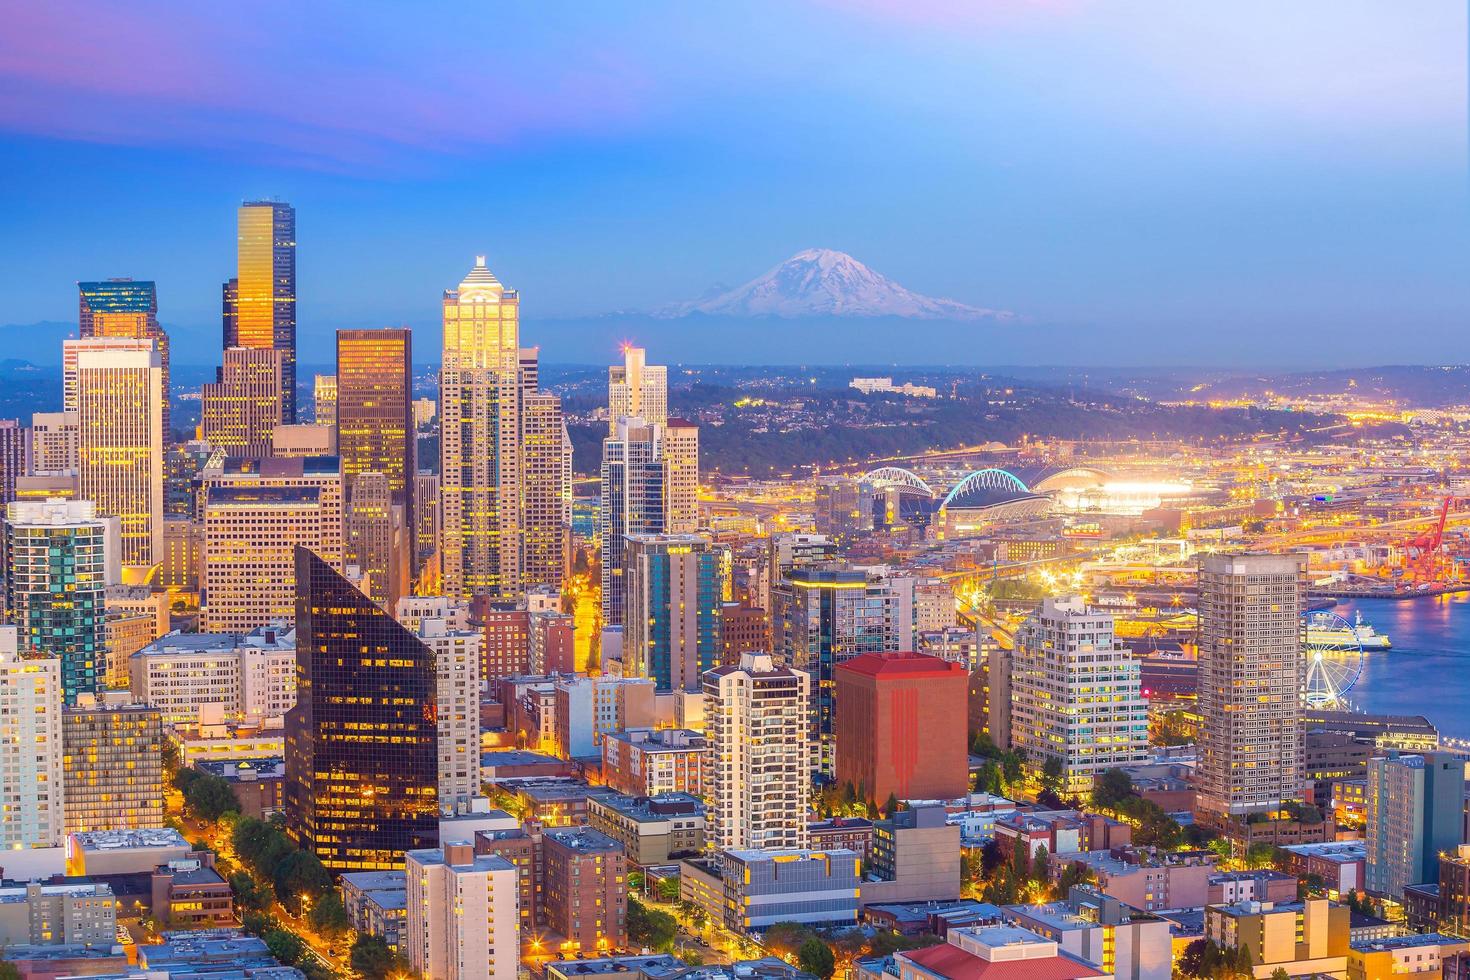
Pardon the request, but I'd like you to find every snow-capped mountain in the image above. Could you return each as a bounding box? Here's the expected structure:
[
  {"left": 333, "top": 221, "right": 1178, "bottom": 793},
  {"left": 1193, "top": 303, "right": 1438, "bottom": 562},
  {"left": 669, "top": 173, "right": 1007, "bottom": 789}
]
[{"left": 661, "top": 248, "right": 1010, "bottom": 320}]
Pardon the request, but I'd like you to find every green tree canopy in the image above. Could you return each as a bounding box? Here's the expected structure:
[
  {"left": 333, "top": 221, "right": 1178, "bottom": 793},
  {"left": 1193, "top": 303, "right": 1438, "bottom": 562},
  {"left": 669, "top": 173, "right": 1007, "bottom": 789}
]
[
  {"left": 351, "top": 934, "right": 411, "bottom": 980},
  {"left": 797, "top": 937, "right": 836, "bottom": 980},
  {"left": 308, "top": 891, "right": 351, "bottom": 940},
  {"left": 628, "top": 897, "right": 678, "bottom": 951}
]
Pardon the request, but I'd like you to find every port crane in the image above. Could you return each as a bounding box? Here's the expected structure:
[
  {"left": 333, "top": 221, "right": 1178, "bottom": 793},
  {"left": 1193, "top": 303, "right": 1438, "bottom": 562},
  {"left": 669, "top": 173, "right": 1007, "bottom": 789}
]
[{"left": 1398, "top": 495, "right": 1464, "bottom": 586}]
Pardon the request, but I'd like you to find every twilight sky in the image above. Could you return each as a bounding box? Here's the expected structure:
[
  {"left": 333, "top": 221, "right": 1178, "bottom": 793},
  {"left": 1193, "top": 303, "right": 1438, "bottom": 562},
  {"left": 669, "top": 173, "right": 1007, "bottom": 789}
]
[{"left": 0, "top": 0, "right": 1465, "bottom": 366}]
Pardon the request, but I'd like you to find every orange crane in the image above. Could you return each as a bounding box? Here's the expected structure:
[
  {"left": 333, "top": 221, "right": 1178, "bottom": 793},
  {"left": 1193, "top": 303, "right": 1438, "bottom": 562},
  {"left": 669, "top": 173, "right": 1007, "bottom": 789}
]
[{"left": 1400, "top": 496, "right": 1460, "bottom": 585}]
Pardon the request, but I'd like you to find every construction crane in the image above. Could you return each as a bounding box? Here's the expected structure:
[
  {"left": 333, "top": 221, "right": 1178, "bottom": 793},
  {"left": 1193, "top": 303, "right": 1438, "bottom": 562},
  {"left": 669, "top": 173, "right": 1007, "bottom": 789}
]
[{"left": 1400, "top": 496, "right": 1460, "bottom": 585}]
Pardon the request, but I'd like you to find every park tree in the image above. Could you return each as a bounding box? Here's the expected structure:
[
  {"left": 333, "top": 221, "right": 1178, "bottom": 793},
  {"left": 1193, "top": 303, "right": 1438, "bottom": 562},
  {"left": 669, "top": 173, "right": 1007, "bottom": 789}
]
[
  {"left": 350, "top": 935, "right": 412, "bottom": 980},
  {"left": 308, "top": 891, "right": 351, "bottom": 940},
  {"left": 798, "top": 937, "right": 837, "bottom": 980},
  {"left": 273, "top": 850, "right": 331, "bottom": 913}
]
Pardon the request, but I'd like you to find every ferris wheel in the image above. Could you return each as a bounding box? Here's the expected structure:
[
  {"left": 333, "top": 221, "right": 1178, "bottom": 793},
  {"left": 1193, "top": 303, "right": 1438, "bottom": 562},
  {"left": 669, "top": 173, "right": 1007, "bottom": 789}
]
[{"left": 1301, "top": 610, "right": 1365, "bottom": 709}]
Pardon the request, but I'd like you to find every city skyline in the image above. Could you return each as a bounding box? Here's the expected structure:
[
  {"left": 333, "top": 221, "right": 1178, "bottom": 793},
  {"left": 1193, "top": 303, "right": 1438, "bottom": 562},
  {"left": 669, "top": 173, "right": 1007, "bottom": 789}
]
[{"left": 1, "top": 2, "right": 1465, "bottom": 366}]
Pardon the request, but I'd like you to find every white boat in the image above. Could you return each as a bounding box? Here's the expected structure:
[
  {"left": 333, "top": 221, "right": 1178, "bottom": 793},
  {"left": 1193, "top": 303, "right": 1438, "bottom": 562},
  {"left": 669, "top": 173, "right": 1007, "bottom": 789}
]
[{"left": 1306, "top": 610, "right": 1391, "bottom": 650}]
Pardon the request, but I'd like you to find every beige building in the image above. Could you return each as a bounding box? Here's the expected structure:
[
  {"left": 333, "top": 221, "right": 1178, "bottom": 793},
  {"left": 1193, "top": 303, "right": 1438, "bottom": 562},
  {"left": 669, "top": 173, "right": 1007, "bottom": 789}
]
[
  {"left": 313, "top": 373, "right": 337, "bottom": 427},
  {"left": 587, "top": 792, "right": 706, "bottom": 865},
  {"left": 31, "top": 410, "right": 78, "bottom": 474},
  {"left": 0, "top": 881, "right": 117, "bottom": 947},
  {"left": 405, "top": 842, "right": 519, "bottom": 980},
  {"left": 0, "top": 627, "right": 65, "bottom": 849},
  {"left": 704, "top": 652, "right": 811, "bottom": 851},
  {"left": 71, "top": 339, "right": 164, "bottom": 567},
  {"left": 128, "top": 626, "right": 295, "bottom": 729},
  {"left": 105, "top": 586, "right": 170, "bottom": 690},
  {"left": 662, "top": 418, "right": 699, "bottom": 534},
  {"left": 1196, "top": 553, "right": 1308, "bottom": 820},
  {"left": 201, "top": 347, "right": 284, "bottom": 457},
  {"left": 1205, "top": 899, "right": 1348, "bottom": 978},
  {"left": 608, "top": 345, "right": 667, "bottom": 434},
  {"left": 413, "top": 611, "right": 483, "bottom": 811},
  {"left": 272, "top": 423, "right": 334, "bottom": 458},
  {"left": 62, "top": 694, "right": 164, "bottom": 833},
  {"left": 521, "top": 385, "right": 571, "bottom": 592},
  {"left": 346, "top": 471, "right": 408, "bottom": 611}
]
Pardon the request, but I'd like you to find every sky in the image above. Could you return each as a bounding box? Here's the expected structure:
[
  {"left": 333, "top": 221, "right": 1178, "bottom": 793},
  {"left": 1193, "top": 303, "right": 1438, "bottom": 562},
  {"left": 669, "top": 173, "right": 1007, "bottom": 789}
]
[{"left": 0, "top": 0, "right": 1466, "bottom": 367}]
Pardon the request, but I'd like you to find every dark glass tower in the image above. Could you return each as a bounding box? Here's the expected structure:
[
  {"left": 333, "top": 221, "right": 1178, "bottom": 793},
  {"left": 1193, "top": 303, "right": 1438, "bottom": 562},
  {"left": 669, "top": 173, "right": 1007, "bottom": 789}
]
[
  {"left": 78, "top": 278, "right": 171, "bottom": 433},
  {"left": 284, "top": 547, "right": 439, "bottom": 871}
]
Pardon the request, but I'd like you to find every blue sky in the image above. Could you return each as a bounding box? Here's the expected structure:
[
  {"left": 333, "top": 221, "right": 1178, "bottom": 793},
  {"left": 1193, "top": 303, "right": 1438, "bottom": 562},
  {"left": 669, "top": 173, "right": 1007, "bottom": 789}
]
[{"left": 0, "top": 0, "right": 1465, "bottom": 366}]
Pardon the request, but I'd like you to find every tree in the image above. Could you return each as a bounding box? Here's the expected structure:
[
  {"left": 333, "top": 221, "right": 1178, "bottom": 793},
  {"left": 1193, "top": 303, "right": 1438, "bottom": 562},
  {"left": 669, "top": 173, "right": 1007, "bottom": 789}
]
[
  {"left": 351, "top": 934, "right": 411, "bottom": 980},
  {"left": 1040, "top": 757, "right": 1065, "bottom": 795},
  {"left": 1270, "top": 969, "right": 1290, "bottom": 980},
  {"left": 1177, "top": 939, "right": 1209, "bottom": 978},
  {"left": 230, "top": 871, "right": 271, "bottom": 913},
  {"left": 0, "top": 963, "right": 21, "bottom": 980},
  {"left": 308, "top": 891, "right": 351, "bottom": 940},
  {"left": 657, "top": 876, "right": 680, "bottom": 903},
  {"left": 263, "top": 929, "right": 306, "bottom": 966},
  {"left": 763, "top": 922, "right": 818, "bottom": 957},
  {"left": 797, "top": 937, "right": 836, "bottom": 980},
  {"left": 1243, "top": 843, "right": 1277, "bottom": 870},
  {"left": 976, "top": 760, "right": 1003, "bottom": 796},
  {"left": 678, "top": 949, "right": 704, "bottom": 966},
  {"left": 1234, "top": 944, "right": 1254, "bottom": 979},
  {"left": 1031, "top": 844, "right": 1050, "bottom": 885},
  {"left": 1091, "top": 768, "right": 1133, "bottom": 810},
  {"left": 173, "top": 766, "right": 202, "bottom": 795},
  {"left": 1009, "top": 842, "right": 1031, "bottom": 881},
  {"left": 273, "top": 850, "right": 331, "bottom": 913},
  {"left": 1000, "top": 751, "right": 1024, "bottom": 788},
  {"left": 628, "top": 897, "right": 678, "bottom": 951},
  {"left": 184, "top": 773, "right": 240, "bottom": 822}
]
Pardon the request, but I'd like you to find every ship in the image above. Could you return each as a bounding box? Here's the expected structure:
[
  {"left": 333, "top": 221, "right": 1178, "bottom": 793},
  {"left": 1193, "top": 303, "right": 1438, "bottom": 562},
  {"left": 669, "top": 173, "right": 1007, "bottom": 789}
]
[{"left": 1306, "top": 610, "right": 1391, "bottom": 650}]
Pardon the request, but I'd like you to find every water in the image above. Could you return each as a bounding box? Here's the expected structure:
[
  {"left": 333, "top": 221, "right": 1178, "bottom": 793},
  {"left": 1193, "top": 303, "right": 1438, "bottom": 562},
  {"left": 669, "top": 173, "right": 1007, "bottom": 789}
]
[{"left": 1333, "top": 594, "right": 1470, "bottom": 741}]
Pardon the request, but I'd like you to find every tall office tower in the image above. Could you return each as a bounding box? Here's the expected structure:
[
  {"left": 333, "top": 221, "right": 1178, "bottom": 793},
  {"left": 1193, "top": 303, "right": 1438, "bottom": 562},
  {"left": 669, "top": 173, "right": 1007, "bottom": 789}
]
[
  {"left": 221, "top": 278, "right": 238, "bottom": 347},
  {"left": 0, "top": 627, "right": 65, "bottom": 849},
  {"left": 761, "top": 532, "right": 837, "bottom": 619},
  {"left": 1366, "top": 752, "right": 1463, "bottom": 899},
  {"left": 406, "top": 842, "right": 518, "bottom": 980},
  {"left": 771, "top": 565, "right": 914, "bottom": 775},
  {"left": 78, "top": 279, "right": 170, "bottom": 434},
  {"left": 345, "top": 472, "right": 407, "bottom": 612},
  {"left": 61, "top": 695, "right": 165, "bottom": 833},
  {"left": 607, "top": 345, "right": 667, "bottom": 434},
  {"left": 623, "top": 534, "right": 726, "bottom": 692},
  {"left": 541, "top": 828, "right": 628, "bottom": 952},
  {"left": 1196, "top": 553, "right": 1308, "bottom": 822},
  {"left": 662, "top": 418, "right": 699, "bottom": 534},
  {"left": 313, "top": 374, "right": 337, "bottom": 427},
  {"left": 5, "top": 499, "right": 114, "bottom": 704},
  {"left": 599, "top": 418, "right": 665, "bottom": 625},
  {"left": 414, "top": 472, "right": 441, "bottom": 570},
  {"left": 72, "top": 340, "right": 164, "bottom": 567},
  {"left": 834, "top": 651, "right": 969, "bottom": 805},
  {"left": 705, "top": 652, "right": 811, "bottom": 852},
  {"left": 412, "top": 611, "right": 482, "bottom": 811},
  {"left": 236, "top": 201, "right": 297, "bottom": 422},
  {"left": 521, "top": 387, "right": 571, "bottom": 592},
  {"left": 285, "top": 548, "right": 439, "bottom": 871},
  {"left": 163, "top": 441, "right": 211, "bottom": 518},
  {"left": 1010, "top": 598, "right": 1150, "bottom": 795},
  {"left": 440, "top": 257, "right": 522, "bottom": 599},
  {"left": 31, "top": 411, "right": 78, "bottom": 475},
  {"left": 201, "top": 348, "right": 284, "bottom": 457},
  {"left": 199, "top": 457, "right": 343, "bottom": 632},
  {"left": 337, "top": 329, "right": 414, "bottom": 544},
  {"left": 0, "top": 419, "right": 31, "bottom": 503},
  {"left": 813, "top": 476, "right": 875, "bottom": 540}
]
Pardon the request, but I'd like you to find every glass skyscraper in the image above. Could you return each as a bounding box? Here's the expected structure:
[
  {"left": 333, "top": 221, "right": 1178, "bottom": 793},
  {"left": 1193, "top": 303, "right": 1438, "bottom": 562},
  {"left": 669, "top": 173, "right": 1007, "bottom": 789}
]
[
  {"left": 284, "top": 547, "right": 439, "bottom": 871},
  {"left": 623, "top": 533, "right": 725, "bottom": 692},
  {"left": 78, "top": 278, "right": 170, "bottom": 433},
  {"left": 235, "top": 202, "right": 297, "bottom": 422},
  {"left": 336, "top": 328, "right": 414, "bottom": 550}
]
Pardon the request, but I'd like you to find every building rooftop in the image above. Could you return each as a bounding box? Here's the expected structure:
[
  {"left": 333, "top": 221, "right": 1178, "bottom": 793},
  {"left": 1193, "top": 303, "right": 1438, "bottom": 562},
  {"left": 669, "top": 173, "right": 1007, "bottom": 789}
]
[
  {"left": 592, "top": 793, "right": 706, "bottom": 822},
  {"left": 0, "top": 880, "right": 113, "bottom": 904},
  {"left": 837, "top": 650, "right": 968, "bottom": 680},
  {"left": 406, "top": 848, "right": 515, "bottom": 874},
  {"left": 340, "top": 870, "right": 406, "bottom": 892},
  {"left": 196, "top": 757, "right": 286, "bottom": 782},
  {"left": 1281, "top": 841, "right": 1367, "bottom": 862},
  {"left": 543, "top": 827, "right": 624, "bottom": 854},
  {"left": 480, "top": 749, "right": 566, "bottom": 767},
  {"left": 903, "top": 935, "right": 1101, "bottom": 980},
  {"left": 70, "top": 828, "right": 189, "bottom": 851},
  {"left": 1351, "top": 933, "right": 1466, "bottom": 952}
]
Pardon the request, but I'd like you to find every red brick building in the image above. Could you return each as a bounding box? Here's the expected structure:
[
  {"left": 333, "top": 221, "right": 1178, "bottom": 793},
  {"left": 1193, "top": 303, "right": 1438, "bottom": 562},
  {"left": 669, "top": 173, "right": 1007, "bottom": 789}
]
[
  {"left": 475, "top": 600, "right": 531, "bottom": 683},
  {"left": 834, "top": 651, "right": 969, "bottom": 804},
  {"left": 720, "top": 601, "right": 769, "bottom": 664},
  {"left": 541, "top": 827, "right": 627, "bottom": 951}
]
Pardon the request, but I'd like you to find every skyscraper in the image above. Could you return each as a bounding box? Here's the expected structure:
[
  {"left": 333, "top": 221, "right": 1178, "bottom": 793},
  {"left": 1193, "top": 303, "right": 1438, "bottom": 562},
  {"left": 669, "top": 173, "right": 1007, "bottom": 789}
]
[
  {"left": 0, "top": 419, "right": 31, "bottom": 504},
  {"left": 440, "top": 258, "right": 521, "bottom": 599},
  {"left": 72, "top": 340, "right": 164, "bottom": 567},
  {"left": 345, "top": 471, "right": 406, "bottom": 612},
  {"left": 410, "top": 607, "right": 482, "bottom": 811},
  {"left": 599, "top": 418, "right": 665, "bottom": 625},
  {"left": 623, "top": 533, "right": 726, "bottom": 692},
  {"left": 607, "top": 345, "right": 667, "bottom": 434},
  {"left": 1010, "top": 598, "right": 1150, "bottom": 795},
  {"left": 61, "top": 695, "right": 164, "bottom": 833},
  {"left": 285, "top": 547, "right": 439, "bottom": 871},
  {"left": 313, "top": 374, "right": 337, "bottom": 427},
  {"left": 200, "top": 347, "right": 284, "bottom": 457},
  {"left": 662, "top": 418, "right": 699, "bottom": 534},
  {"left": 6, "top": 499, "right": 115, "bottom": 705},
  {"left": 337, "top": 329, "right": 414, "bottom": 546},
  {"left": 31, "top": 411, "right": 77, "bottom": 475},
  {"left": 78, "top": 279, "right": 170, "bottom": 434},
  {"left": 1196, "top": 552, "right": 1308, "bottom": 823},
  {"left": 521, "top": 381, "right": 571, "bottom": 592},
  {"left": 0, "top": 626, "right": 65, "bottom": 849},
  {"left": 235, "top": 201, "right": 297, "bottom": 422},
  {"left": 221, "top": 277, "right": 238, "bottom": 348},
  {"left": 705, "top": 652, "right": 811, "bottom": 852}
]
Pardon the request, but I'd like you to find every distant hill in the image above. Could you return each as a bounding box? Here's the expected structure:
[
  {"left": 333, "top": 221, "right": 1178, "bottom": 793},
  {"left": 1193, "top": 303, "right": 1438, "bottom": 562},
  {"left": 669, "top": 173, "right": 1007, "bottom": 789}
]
[{"left": 1183, "top": 365, "right": 1470, "bottom": 407}]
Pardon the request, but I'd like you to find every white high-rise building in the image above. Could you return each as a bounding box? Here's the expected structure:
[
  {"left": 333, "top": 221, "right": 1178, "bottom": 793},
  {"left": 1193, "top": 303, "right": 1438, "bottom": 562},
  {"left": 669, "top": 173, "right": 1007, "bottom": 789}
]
[
  {"left": 608, "top": 345, "right": 667, "bottom": 434},
  {"left": 662, "top": 418, "right": 699, "bottom": 535},
  {"left": 128, "top": 626, "right": 296, "bottom": 728},
  {"left": 413, "top": 614, "right": 483, "bottom": 811},
  {"left": 71, "top": 340, "right": 164, "bottom": 567},
  {"left": 0, "top": 626, "right": 65, "bottom": 849},
  {"left": 1011, "top": 598, "right": 1150, "bottom": 795},
  {"left": 704, "top": 652, "right": 811, "bottom": 852},
  {"left": 406, "top": 842, "right": 518, "bottom": 980}
]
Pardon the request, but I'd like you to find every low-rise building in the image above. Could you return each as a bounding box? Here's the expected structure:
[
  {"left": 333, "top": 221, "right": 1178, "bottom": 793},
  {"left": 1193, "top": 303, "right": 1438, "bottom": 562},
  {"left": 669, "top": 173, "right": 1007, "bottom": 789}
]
[
  {"left": 341, "top": 870, "right": 408, "bottom": 952},
  {"left": 542, "top": 827, "right": 628, "bottom": 952},
  {"left": 1205, "top": 899, "right": 1350, "bottom": 979},
  {"left": 1348, "top": 933, "right": 1469, "bottom": 980},
  {"left": 129, "top": 626, "right": 296, "bottom": 729},
  {"left": 601, "top": 728, "right": 707, "bottom": 797},
  {"left": 809, "top": 817, "right": 876, "bottom": 863},
  {"left": 0, "top": 880, "right": 117, "bottom": 947},
  {"left": 1005, "top": 886, "right": 1173, "bottom": 980},
  {"left": 721, "top": 848, "right": 861, "bottom": 933},
  {"left": 1208, "top": 870, "right": 1299, "bottom": 906},
  {"left": 493, "top": 777, "right": 618, "bottom": 826},
  {"left": 151, "top": 857, "right": 234, "bottom": 928},
  {"left": 1279, "top": 841, "right": 1367, "bottom": 898},
  {"left": 195, "top": 757, "right": 286, "bottom": 819},
  {"left": 897, "top": 925, "right": 1108, "bottom": 980},
  {"left": 588, "top": 793, "right": 707, "bottom": 866},
  {"left": 1055, "top": 848, "right": 1215, "bottom": 912},
  {"left": 862, "top": 805, "right": 961, "bottom": 906},
  {"left": 65, "top": 828, "right": 192, "bottom": 877}
]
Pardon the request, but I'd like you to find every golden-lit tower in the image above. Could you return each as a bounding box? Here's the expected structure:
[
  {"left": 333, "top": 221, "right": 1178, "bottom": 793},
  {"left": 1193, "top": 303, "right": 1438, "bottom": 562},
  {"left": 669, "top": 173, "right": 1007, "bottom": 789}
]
[
  {"left": 201, "top": 347, "right": 284, "bottom": 456},
  {"left": 235, "top": 201, "right": 297, "bottom": 422},
  {"left": 70, "top": 339, "right": 164, "bottom": 568},
  {"left": 336, "top": 328, "right": 414, "bottom": 557},
  {"left": 78, "top": 279, "right": 170, "bottom": 435},
  {"left": 440, "top": 257, "right": 521, "bottom": 599}
]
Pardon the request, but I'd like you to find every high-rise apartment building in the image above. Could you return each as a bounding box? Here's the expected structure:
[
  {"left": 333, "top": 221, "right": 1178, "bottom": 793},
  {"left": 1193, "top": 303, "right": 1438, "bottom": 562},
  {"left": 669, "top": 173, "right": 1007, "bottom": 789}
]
[
  {"left": 411, "top": 610, "right": 483, "bottom": 811},
  {"left": 5, "top": 499, "right": 115, "bottom": 704},
  {"left": 599, "top": 418, "right": 665, "bottom": 625},
  {"left": 313, "top": 374, "right": 337, "bottom": 427},
  {"left": 761, "top": 532, "right": 837, "bottom": 623},
  {"left": 772, "top": 565, "right": 913, "bottom": 775},
  {"left": 541, "top": 827, "right": 627, "bottom": 952},
  {"left": 1010, "top": 598, "right": 1150, "bottom": 795},
  {"left": 285, "top": 548, "right": 439, "bottom": 871},
  {"left": 0, "top": 626, "right": 65, "bottom": 849},
  {"left": 0, "top": 419, "right": 29, "bottom": 507},
  {"left": 834, "top": 651, "right": 970, "bottom": 805},
  {"left": 221, "top": 277, "right": 238, "bottom": 349},
  {"left": 201, "top": 347, "right": 284, "bottom": 457},
  {"left": 521, "top": 385, "right": 571, "bottom": 593},
  {"left": 623, "top": 534, "right": 726, "bottom": 692},
  {"left": 61, "top": 695, "right": 164, "bottom": 833},
  {"left": 405, "top": 842, "right": 518, "bottom": 980},
  {"left": 704, "top": 652, "right": 811, "bottom": 851},
  {"left": 607, "top": 345, "right": 667, "bottom": 434},
  {"left": 1196, "top": 553, "right": 1308, "bottom": 821},
  {"left": 337, "top": 329, "right": 414, "bottom": 550},
  {"left": 78, "top": 279, "right": 170, "bottom": 433},
  {"left": 346, "top": 471, "right": 408, "bottom": 612},
  {"left": 662, "top": 418, "right": 699, "bottom": 535},
  {"left": 1366, "top": 752, "right": 1463, "bottom": 899},
  {"left": 235, "top": 201, "right": 297, "bottom": 422},
  {"left": 440, "top": 258, "right": 522, "bottom": 599},
  {"left": 72, "top": 340, "right": 163, "bottom": 567},
  {"left": 31, "top": 411, "right": 78, "bottom": 475}
]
